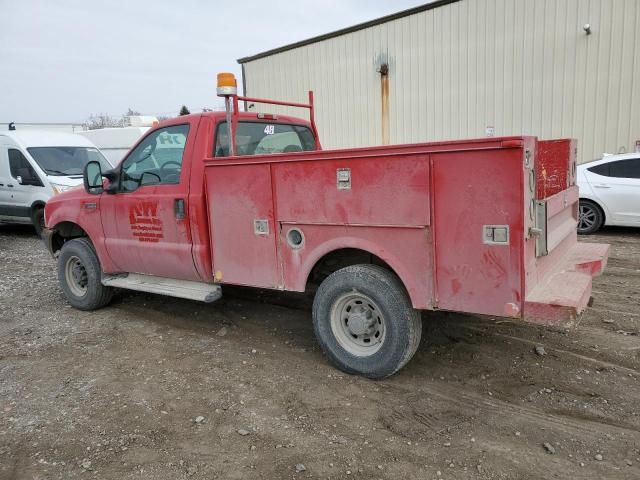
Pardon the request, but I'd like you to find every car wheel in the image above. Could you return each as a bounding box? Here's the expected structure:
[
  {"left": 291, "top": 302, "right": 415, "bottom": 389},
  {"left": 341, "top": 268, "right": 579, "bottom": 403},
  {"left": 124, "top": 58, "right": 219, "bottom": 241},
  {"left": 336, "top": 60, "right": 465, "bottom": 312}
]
[
  {"left": 57, "top": 238, "right": 114, "bottom": 310},
  {"left": 31, "top": 206, "right": 45, "bottom": 238},
  {"left": 578, "top": 200, "right": 604, "bottom": 234},
  {"left": 312, "top": 264, "right": 422, "bottom": 379}
]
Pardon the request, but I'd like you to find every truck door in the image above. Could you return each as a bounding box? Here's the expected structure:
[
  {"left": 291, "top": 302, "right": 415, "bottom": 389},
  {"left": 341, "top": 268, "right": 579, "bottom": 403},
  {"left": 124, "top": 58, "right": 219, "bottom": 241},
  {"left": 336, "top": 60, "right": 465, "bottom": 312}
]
[{"left": 100, "top": 123, "right": 200, "bottom": 280}]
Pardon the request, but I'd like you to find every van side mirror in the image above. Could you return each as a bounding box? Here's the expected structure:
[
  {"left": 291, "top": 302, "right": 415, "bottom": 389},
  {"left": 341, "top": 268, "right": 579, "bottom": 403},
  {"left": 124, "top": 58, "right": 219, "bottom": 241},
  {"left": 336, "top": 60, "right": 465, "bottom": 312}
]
[{"left": 84, "top": 161, "right": 103, "bottom": 194}]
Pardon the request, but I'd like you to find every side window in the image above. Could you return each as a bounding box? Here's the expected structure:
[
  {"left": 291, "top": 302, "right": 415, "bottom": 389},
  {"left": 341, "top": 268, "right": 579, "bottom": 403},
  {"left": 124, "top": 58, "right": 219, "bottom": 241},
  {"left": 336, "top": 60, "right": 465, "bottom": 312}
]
[
  {"left": 587, "top": 163, "right": 610, "bottom": 176},
  {"left": 120, "top": 124, "right": 189, "bottom": 192},
  {"left": 8, "top": 149, "right": 42, "bottom": 186},
  {"left": 609, "top": 158, "right": 640, "bottom": 179}
]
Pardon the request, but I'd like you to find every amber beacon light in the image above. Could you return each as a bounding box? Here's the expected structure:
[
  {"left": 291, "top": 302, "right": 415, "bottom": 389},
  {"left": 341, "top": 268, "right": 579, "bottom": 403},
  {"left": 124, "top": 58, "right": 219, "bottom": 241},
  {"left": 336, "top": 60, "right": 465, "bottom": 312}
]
[{"left": 217, "top": 73, "right": 237, "bottom": 96}]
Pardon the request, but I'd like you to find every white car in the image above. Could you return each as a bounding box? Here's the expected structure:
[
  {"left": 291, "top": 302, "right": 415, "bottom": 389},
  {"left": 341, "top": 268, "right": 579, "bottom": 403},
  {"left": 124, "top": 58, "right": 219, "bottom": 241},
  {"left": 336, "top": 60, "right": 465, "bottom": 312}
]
[
  {"left": 577, "top": 152, "right": 640, "bottom": 234},
  {"left": 0, "top": 130, "right": 112, "bottom": 236}
]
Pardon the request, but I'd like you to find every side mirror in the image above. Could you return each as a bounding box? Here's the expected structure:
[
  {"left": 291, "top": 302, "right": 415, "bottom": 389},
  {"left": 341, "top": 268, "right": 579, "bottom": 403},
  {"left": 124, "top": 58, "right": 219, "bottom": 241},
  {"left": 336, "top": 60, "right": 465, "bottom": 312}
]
[{"left": 84, "top": 161, "right": 103, "bottom": 194}]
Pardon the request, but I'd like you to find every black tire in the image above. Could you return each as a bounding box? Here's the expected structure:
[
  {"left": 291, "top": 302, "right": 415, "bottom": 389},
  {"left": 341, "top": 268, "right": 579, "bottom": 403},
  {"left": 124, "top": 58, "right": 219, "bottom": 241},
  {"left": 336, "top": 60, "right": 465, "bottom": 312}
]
[
  {"left": 32, "top": 206, "right": 45, "bottom": 238},
  {"left": 312, "top": 264, "right": 422, "bottom": 379},
  {"left": 57, "top": 238, "right": 113, "bottom": 310},
  {"left": 578, "top": 200, "right": 604, "bottom": 234}
]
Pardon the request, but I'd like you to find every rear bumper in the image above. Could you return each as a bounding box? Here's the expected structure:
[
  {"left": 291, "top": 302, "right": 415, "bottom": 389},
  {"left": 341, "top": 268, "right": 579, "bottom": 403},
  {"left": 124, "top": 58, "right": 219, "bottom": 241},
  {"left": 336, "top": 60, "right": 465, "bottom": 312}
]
[{"left": 524, "top": 242, "right": 609, "bottom": 326}]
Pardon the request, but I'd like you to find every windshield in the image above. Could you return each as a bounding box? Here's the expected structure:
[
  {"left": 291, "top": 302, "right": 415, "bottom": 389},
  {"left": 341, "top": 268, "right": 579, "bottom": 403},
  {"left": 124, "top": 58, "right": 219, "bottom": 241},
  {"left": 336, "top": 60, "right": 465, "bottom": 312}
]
[
  {"left": 27, "top": 146, "right": 111, "bottom": 176},
  {"left": 214, "top": 121, "right": 316, "bottom": 157}
]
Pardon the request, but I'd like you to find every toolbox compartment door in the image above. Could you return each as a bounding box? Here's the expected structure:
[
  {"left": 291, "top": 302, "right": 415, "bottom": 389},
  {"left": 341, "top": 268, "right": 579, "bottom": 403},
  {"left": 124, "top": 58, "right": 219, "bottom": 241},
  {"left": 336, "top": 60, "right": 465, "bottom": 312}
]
[
  {"left": 205, "top": 164, "right": 279, "bottom": 288},
  {"left": 432, "top": 150, "right": 524, "bottom": 317}
]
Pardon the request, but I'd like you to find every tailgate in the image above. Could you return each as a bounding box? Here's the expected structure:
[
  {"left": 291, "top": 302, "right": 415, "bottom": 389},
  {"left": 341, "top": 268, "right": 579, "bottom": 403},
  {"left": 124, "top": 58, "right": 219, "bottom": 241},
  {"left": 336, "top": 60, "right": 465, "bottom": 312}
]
[{"left": 523, "top": 141, "right": 609, "bottom": 326}]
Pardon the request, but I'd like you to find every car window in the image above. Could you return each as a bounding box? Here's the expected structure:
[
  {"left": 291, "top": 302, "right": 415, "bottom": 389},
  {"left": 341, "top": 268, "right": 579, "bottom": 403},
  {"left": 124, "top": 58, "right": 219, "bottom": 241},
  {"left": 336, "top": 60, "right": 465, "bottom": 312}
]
[
  {"left": 608, "top": 158, "right": 640, "bottom": 179},
  {"left": 8, "top": 149, "right": 42, "bottom": 186},
  {"left": 587, "top": 163, "right": 610, "bottom": 176},
  {"left": 120, "top": 124, "right": 189, "bottom": 192},
  {"left": 214, "top": 121, "right": 316, "bottom": 157}
]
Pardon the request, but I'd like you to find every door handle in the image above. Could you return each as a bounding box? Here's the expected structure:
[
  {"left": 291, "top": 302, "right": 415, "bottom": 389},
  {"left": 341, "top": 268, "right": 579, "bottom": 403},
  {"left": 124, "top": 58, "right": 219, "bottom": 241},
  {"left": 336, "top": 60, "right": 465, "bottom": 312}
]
[
  {"left": 593, "top": 184, "right": 611, "bottom": 189},
  {"left": 7, "top": 184, "right": 13, "bottom": 188},
  {"left": 174, "top": 198, "right": 185, "bottom": 219}
]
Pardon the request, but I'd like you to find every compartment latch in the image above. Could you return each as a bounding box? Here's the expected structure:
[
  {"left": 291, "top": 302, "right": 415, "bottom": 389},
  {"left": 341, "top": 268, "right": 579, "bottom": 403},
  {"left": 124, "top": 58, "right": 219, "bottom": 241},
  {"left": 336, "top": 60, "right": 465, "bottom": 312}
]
[{"left": 483, "top": 225, "right": 510, "bottom": 245}]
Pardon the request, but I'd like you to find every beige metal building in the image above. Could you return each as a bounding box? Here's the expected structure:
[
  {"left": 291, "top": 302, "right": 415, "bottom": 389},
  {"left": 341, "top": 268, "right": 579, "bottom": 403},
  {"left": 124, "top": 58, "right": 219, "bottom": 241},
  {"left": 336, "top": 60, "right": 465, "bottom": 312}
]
[{"left": 238, "top": 0, "right": 640, "bottom": 163}]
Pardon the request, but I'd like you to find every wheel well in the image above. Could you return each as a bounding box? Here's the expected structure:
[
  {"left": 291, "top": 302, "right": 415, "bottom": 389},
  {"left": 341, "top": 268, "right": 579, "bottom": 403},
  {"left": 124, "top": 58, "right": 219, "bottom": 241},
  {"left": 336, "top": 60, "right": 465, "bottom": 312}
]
[
  {"left": 51, "top": 222, "right": 88, "bottom": 253},
  {"left": 30, "top": 201, "right": 45, "bottom": 216},
  {"left": 306, "top": 248, "right": 395, "bottom": 290},
  {"left": 580, "top": 198, "right": 606, "bottom": 223}
]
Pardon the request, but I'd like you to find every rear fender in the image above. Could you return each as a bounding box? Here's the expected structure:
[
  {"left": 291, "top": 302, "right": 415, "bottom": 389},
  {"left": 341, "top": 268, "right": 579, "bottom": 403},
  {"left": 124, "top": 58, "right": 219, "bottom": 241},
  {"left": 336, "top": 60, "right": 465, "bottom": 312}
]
[{"left": 287, "top": 229, "right": 432, "bottom": 309}]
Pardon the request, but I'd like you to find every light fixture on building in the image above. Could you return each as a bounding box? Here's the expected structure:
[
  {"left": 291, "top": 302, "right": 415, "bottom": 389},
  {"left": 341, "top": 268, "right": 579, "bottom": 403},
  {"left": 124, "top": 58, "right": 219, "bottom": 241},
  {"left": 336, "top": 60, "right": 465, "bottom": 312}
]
[{"left": 583, "top": 23, "right": 592, "bottom": 35}]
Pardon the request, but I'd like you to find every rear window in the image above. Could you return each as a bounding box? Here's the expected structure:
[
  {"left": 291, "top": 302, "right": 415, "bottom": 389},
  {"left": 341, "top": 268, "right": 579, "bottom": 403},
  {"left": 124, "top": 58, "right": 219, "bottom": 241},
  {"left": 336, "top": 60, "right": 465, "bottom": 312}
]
[{"left": 214, "top": 121, "right": 316, "bottom": 157}]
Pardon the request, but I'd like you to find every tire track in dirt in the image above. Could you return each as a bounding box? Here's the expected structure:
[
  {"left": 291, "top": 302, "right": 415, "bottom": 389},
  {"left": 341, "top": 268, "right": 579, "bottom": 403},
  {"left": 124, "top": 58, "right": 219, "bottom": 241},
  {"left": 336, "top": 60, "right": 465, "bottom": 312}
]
[{"left": 379, "top": 381, "right": 640, "bottom": 441}]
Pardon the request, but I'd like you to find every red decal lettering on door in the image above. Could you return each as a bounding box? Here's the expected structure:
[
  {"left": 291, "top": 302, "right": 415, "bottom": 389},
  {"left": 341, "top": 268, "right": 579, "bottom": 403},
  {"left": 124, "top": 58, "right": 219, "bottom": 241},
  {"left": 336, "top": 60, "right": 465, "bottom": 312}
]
[{"left": 129, "top": 201, "right": 164, "bottom": 242}]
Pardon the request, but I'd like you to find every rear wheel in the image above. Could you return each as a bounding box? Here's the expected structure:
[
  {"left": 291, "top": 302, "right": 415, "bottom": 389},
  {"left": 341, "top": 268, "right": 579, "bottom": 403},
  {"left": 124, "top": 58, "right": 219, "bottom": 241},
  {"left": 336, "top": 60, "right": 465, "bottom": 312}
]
[
  {"left": 312, "top": 264, "right": 422, "bottom": 379},
  {"left": 57, "top": 238, "right": 114, "bottom": 310},
  {"left": 578, "top": 200, "right": 604, "bottom": 234}
]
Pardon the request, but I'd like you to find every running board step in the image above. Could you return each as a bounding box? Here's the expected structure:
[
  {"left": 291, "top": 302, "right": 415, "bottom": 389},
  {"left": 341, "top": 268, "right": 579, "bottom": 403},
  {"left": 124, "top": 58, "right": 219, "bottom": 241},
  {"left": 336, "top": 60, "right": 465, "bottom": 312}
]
[{"left": 102, "top": 273, "right": 222, "bottom": 303}]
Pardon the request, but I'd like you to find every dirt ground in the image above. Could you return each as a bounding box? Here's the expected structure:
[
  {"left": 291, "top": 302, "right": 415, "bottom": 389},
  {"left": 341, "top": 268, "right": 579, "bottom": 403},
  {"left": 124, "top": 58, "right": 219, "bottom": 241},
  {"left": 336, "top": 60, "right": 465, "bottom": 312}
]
[{"left": 0, "top": 224, "right": 638, "bottom": 480}]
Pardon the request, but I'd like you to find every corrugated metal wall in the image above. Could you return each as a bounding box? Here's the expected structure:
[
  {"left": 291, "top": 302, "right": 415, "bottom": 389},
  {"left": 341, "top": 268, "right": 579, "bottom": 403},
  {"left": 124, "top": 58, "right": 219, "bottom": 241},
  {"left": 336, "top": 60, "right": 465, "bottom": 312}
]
[{"left": 241, "top": 0, "right": 640, "bottom": 163}]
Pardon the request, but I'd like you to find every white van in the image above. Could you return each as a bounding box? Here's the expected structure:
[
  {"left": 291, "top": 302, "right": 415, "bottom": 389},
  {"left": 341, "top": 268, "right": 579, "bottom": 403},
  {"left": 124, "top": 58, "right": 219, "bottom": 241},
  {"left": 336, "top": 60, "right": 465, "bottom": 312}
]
[
  {"left": 0, "top": 130, "right": 111, "bottom": 236},
  {"left": 77, "top": 126, "right": 150, "bottom": 165}
]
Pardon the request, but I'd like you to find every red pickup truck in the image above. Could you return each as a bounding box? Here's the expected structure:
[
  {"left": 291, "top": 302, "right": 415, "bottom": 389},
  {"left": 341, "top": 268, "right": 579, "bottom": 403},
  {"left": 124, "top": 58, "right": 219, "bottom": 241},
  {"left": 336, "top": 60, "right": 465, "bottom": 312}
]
[{"left": 43, "top": 74, "right": 609, "bottom": 378}]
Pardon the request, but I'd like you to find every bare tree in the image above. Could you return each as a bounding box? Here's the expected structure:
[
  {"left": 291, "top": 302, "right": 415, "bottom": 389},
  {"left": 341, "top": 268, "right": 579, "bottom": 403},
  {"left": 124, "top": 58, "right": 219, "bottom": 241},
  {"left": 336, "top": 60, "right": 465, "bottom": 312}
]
[{"left": 84, "top": 114, "right": 123, "bottom": 130}]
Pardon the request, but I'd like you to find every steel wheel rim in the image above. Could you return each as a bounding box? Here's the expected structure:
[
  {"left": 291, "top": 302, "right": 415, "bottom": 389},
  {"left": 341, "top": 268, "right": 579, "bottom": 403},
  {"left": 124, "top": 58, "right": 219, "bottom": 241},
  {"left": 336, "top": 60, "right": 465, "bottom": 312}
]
[
  {"left": 65, "top": 255, "right": 88, "bottom": 297},
  {"left": 330, "top": 292, "right": 386, "bottom": 356},
  {"left": 578, "top": 204, "right": 597, "bottom": 231}
]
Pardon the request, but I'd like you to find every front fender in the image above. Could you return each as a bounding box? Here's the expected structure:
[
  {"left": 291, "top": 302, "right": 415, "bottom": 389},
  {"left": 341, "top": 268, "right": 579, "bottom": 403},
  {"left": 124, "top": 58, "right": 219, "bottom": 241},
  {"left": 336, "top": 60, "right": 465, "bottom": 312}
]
[{"left": 45, "top": 192, "right": 118, "bottom": 272}]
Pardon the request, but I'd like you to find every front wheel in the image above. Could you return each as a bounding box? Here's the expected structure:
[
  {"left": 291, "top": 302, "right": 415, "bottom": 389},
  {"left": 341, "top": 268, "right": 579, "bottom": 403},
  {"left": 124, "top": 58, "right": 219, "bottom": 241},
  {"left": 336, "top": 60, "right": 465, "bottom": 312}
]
[
  {"left": 578, "top": 200, "right": 604, "bottom": 234},
  {"left": 32, "top": 206, "right": 45, "bottom": 238},
  {"left": 312, "top": 264, "right": 422, "bottom": 379},
  {"left": 57, "top": 238, "right": 114, "bottom": 310}
]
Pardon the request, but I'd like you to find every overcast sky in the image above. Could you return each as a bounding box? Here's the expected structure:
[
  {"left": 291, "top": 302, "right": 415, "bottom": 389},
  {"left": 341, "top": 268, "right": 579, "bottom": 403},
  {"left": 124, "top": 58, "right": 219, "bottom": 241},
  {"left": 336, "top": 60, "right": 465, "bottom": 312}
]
[{"left": 1, "top": 0, "right": 426, "bottom": 123}]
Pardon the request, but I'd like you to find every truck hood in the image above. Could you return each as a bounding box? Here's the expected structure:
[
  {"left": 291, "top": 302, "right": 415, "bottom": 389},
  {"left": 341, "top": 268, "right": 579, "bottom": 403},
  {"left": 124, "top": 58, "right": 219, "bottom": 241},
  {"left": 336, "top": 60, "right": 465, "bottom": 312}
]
[{"left": 46, "top": 175, "right": 84, "bottom": 188}]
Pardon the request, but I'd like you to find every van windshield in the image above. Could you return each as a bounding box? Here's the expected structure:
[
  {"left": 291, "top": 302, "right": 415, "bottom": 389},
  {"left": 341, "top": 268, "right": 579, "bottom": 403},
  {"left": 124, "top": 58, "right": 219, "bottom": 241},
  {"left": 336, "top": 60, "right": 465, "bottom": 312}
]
[
  {"left": 214, "top": 122, "right": 316, "bottom": 157},
  {"left": 27, "top": 147, "right": 111, "bottom": 176}
]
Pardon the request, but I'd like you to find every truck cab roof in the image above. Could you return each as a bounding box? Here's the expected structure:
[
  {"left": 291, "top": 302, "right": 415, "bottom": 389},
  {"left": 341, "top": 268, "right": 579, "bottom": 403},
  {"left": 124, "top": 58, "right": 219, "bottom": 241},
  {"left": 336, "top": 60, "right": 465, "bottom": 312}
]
[{"left": 159, "top": 111, "right": 313, "bottom": 128}]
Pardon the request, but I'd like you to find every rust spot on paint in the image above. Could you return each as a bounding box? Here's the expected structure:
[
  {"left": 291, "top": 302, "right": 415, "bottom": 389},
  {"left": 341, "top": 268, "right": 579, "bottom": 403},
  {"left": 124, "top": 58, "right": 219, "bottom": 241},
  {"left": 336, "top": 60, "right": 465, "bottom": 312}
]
[{"left": 129, "top": 201, "right": 164, "bottom": 242}]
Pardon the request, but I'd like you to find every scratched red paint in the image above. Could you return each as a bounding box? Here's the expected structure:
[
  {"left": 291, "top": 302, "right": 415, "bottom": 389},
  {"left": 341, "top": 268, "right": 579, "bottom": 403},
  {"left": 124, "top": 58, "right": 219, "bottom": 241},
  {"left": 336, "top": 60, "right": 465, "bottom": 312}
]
[
  {"left": 42, "top": 108, "right": 609, "bottom": 327},
  {"left": 129, "top": 201, "right": 164, "bottom": 243}
]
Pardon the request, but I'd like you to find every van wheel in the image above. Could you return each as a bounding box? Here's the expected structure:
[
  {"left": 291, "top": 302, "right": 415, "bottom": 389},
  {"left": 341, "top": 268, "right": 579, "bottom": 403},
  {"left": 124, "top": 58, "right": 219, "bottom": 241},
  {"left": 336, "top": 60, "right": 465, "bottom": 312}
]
[
  {"left": 578, "top": 200, "right": 604, "bottom": 234},
  {"left": 312, "top": 264, "right": 422, "bottom": 379},
  {"left": 57, "top": 238, "right": 113, "bottom": 310},
  {"left": 32, "top": 206, "right": 45, "bottom": 238}
]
